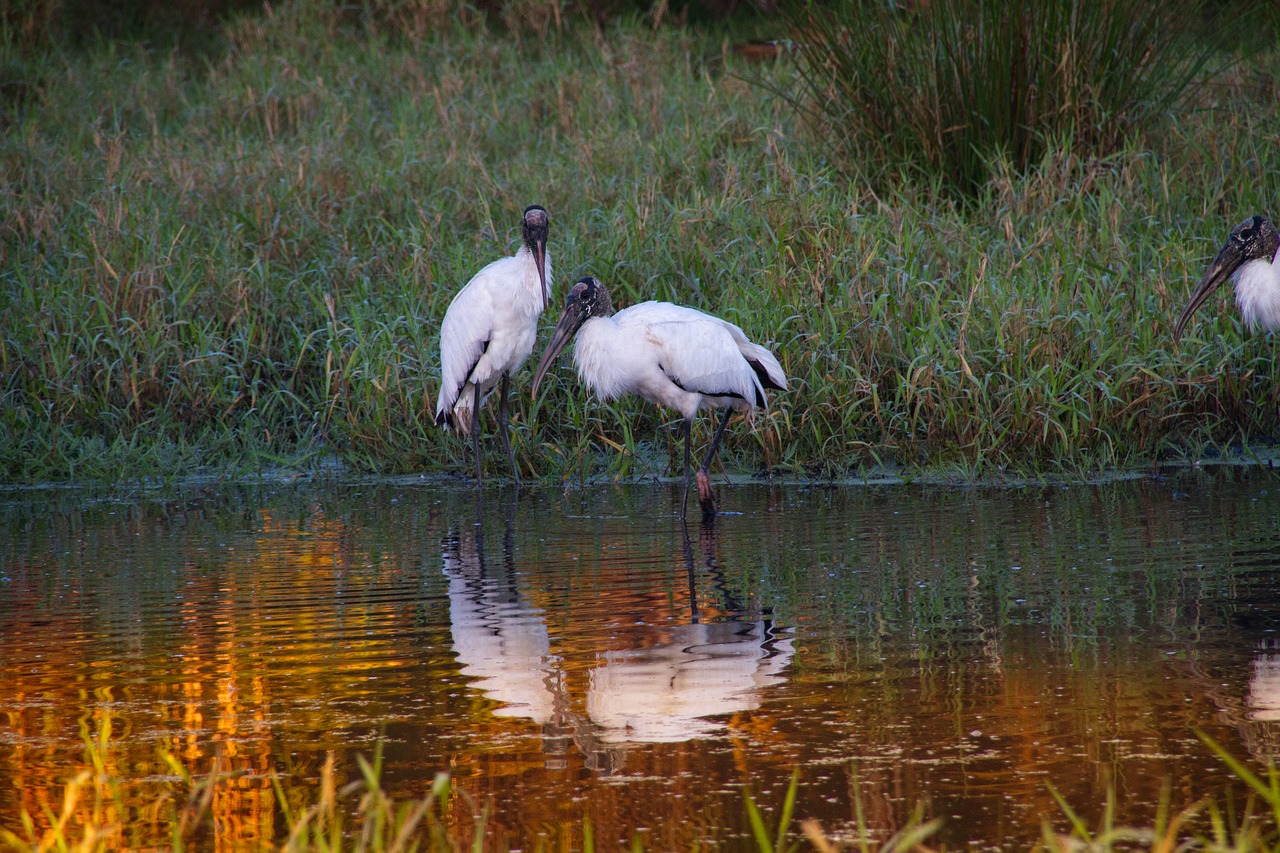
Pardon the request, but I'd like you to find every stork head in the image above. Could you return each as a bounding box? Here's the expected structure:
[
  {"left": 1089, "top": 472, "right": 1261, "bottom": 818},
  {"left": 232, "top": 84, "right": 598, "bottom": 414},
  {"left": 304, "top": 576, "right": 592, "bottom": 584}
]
[
  {"left": 531, "top": 276, "right": 613, "bottom": 399},
  {"left": 523, "top": 205, "right": 550, "bottom": 312},
  {"left": 1173, "top": 215, "right": 1280, "bottom": 342}
]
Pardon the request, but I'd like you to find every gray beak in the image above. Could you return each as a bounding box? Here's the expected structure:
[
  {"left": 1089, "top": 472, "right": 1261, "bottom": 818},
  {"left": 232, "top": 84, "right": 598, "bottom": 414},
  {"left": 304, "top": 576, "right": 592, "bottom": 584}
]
[
  {"left": 1173, "top": 240, "right": 1245, "bottom": 343},
  {"left": 532, "top": 240, "right": 548, "bottom": 313},
  {"left": 531, "top": 301, "right": 585, "bottom": 399}
]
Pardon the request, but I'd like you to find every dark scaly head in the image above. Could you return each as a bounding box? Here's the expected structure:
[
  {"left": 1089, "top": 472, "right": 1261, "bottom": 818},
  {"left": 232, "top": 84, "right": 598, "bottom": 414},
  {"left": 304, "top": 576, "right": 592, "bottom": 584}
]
[
  {"left": 523, "top": 205, "right": 550, "bottom": 311},
  {"left": 531, "top": 276, "right": 614, "bottom": 399},
  {"left": 1173, "top": 215, "right": 1280, "bottom": 342}
]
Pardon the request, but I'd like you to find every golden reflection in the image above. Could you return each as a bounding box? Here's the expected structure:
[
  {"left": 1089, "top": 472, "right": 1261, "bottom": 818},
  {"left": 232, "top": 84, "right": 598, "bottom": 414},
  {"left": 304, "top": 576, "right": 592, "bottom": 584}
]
[
  {"left": 0, "top": 496, "right": 428, "bottom": 851},
  {"left": 1, "top": 479, "right": 1280, "bottom": 850}
]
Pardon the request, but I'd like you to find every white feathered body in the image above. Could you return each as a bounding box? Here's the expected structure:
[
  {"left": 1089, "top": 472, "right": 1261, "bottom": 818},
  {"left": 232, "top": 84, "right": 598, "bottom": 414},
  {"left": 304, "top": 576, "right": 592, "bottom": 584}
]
[
  {"left": 1233, "top": 246, "right": 1280, "bottom": 333},
  {"left": 570, "top": 301, "right": 786, "bottom": 421},
  {"left": 436, "top": 246, "right": 552, "bottom": 435}
]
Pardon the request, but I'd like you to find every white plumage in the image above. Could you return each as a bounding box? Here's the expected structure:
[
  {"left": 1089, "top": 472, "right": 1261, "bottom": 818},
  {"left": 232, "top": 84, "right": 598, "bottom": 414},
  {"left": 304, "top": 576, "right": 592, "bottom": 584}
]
[
  {"left": 532, "top": 276, "right": 787, "bottom": 521},
  {"left": 436, "top": 252, "right": 551, "bottom": 429},
  {"left": 571, "top": 300, "right": 783, "bottom": 419},
  {"left": 1232, "top": 252, "right": 1280, "bottom": 333},
  {"left": 436, "top": 205, "right": 551, "bottom": 483},
  {"left": 1174, "top": 214, "right": 1280, "bottom": 341}
]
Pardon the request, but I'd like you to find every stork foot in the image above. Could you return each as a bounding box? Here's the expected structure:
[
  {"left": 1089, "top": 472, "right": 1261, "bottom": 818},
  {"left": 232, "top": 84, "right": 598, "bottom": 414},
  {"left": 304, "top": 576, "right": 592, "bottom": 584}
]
[{"left": 696, "top": 469, "right": 717, "bottom": 522}]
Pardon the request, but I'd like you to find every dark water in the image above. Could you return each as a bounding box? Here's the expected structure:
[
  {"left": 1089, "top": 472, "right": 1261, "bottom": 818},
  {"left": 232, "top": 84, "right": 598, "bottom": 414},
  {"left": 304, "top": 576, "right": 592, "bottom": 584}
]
[{"left": 3, "top": 471, "right": 1280, "bottom": 850}]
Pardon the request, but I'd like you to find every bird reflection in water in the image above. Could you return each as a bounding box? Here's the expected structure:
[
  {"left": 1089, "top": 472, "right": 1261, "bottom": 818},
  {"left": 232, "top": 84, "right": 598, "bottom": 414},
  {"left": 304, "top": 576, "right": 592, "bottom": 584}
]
[
  {"left": 443, "top": 493, "right": 558, "bottom": 725},
  {"left": 586, "top": 523, "right": 793, "bottom": 743},
  {"left": 443, "top": 503, "right": 793, "bottom": 768},
  {"left": 1249, "top": 639, "right": 1280, "bottom": 723}
]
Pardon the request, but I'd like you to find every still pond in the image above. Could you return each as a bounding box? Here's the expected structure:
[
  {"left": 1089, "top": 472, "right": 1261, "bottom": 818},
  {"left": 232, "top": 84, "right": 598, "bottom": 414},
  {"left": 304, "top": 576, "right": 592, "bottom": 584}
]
[{"left": 2, "top": 470, "right": 1280, "bottom": 850}]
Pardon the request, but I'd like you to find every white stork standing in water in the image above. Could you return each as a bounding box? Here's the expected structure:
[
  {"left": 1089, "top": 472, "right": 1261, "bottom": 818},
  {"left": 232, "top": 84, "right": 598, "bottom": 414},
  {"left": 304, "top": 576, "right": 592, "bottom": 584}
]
[
  {"left": 1173, "top": 214, "right": 1280, "bottom": 342},
  {"left": 436, "top": 205, "right": 552, "bottom": 484},
  {"left": 530, "top": 276, "right": 788, "bottom": 522}
]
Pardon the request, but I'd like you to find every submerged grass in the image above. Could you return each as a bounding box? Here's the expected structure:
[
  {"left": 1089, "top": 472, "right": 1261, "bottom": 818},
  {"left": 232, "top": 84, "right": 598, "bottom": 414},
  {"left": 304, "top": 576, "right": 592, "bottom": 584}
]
[
  {"left": 3, "top": 3, "right": 1280, "bottom": 485},
  {"left": 4, "top": 718, "right": 1280, "bottom": 852}
]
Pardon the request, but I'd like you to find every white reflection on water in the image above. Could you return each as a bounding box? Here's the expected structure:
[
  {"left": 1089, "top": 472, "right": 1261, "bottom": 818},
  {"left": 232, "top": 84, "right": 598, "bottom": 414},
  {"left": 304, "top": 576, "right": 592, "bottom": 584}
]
[
  {"left": 1249, "top": 640, "right": 1280, "bottom": 723},
  {"left": 443, "top": 513, "right": 792, "bottom": 745},
  {"left": 444, "top": 527, "right": 557, "bottom": 723},
  {"left": 586, "top": 620, "right": 793, "bottom": 742}
]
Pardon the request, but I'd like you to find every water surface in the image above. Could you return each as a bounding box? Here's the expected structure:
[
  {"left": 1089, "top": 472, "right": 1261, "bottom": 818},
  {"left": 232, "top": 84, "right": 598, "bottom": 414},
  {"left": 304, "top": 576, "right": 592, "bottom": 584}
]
[{"left": 2, "top": 471, "right": 1280, "bottom": 849}]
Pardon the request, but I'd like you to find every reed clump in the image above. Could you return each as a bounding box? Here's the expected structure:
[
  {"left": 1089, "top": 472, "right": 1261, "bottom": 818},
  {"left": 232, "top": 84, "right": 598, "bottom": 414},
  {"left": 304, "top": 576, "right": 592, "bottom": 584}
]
[
  {"left": 1, "top": 3, "right": 1279, "bottom": 486},
  {"left": 782, "top": 0, "right": 1233, "bottom": 196}
]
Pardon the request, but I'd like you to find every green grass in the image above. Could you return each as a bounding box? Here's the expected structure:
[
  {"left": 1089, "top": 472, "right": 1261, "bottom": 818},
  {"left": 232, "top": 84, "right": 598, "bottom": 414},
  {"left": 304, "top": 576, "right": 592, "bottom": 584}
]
[
  {"left": 782, "top": 0, "right": 1233, "bottom": 196},
  {"left": 2, "top": 3, "right": 1280, "bottom": 486}
]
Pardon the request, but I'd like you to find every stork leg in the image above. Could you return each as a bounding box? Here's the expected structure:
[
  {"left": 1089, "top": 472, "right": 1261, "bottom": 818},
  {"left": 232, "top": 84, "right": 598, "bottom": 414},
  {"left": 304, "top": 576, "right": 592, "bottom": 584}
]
[
  {"left": 497, "top": 374, "right": 520, "bottom": 486},
  {"left": 471, "top": 396, "right": 483, "bottom": 486},
  {"left": 679, "top": 418, "right": 693, "bottom": 522},
  {"left": 681, "top": 519, "right": 698, "bottom": 621},
  {"left": 696, "top": 407, "right": 734, "bottom": 522}
]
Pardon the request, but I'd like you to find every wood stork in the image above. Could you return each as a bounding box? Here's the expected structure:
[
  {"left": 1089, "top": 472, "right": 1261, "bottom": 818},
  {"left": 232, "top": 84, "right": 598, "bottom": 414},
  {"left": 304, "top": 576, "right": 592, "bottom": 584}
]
[
  {"left": 530, "top": 276, "right": 787, "bottom": 522},
  {"left": 1173, "top": 214, "right": 1280, "bottom": 342},
  {"left": 436, "top": 205, "right": 552, "bottom": 484}
]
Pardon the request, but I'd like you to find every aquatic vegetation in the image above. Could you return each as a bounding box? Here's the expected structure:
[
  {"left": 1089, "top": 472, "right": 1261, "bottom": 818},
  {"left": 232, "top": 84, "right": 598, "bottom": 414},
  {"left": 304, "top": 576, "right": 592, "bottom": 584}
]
[
  {"left": 0, "top": 715, "right": 457, "bottom": 853},
  {"left": 745, "top": 769, "right": 802, "bottom": 853},
  {"left": 4, "top": 717, "right": 1280, "bottom": 852}
]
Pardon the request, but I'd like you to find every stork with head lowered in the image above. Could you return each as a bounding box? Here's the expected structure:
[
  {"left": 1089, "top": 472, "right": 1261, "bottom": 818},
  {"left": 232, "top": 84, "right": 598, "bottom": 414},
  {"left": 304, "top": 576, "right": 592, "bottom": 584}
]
[{"left": 531, "top": 276, "right": 787, "bottom": 522}]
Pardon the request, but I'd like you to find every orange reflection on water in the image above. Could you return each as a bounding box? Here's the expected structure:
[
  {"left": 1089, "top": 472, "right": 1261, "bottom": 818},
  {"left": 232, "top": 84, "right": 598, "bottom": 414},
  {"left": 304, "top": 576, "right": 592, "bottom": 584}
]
[
  {"left": 0, "top": 502, "right": 426, "bottom": 850},
  {"left": 1, "top": 481, "right": 1279, "bottom": 851}
]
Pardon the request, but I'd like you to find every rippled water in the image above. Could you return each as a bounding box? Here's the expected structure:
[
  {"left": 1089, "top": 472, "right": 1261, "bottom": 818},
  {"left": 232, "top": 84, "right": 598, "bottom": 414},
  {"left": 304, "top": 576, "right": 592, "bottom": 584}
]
[{"left": 3, "top": 471, "right": 1280, "bottom": 849}]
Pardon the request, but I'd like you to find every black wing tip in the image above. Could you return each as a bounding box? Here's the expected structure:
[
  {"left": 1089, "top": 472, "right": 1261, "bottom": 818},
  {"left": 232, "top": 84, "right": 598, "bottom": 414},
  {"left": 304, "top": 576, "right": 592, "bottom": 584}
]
[{"left": 748, "top": 358, "right": 787, "bottom": 392}]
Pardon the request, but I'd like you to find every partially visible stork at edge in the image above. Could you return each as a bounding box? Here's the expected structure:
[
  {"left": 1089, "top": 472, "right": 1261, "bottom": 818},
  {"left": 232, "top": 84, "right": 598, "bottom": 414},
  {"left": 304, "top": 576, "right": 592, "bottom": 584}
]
[
  {"left": 1173, "top": 214, "right": 1280, "bottom": 342},
  {"left": 530, "top": 276, "right": 788, "bottom": 522},
  {"left": 436, "top": 205, "right": 552, "bottom": 484}
]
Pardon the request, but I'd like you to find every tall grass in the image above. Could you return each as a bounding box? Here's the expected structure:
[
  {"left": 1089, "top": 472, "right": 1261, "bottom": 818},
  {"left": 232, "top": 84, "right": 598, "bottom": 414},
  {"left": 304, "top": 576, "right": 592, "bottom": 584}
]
[
  {"left": 1, "top": 2, "right": 1280, "bottom": 486},
  {"left": 783, "top": 0, "right": 1231, "bottom": 195}
]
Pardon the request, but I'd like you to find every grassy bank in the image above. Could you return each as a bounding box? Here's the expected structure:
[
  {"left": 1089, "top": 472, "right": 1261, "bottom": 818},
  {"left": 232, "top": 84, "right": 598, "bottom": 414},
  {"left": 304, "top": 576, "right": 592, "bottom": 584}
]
[{"left": 3, "top": 3, "right": 1280, "bottom": 486}]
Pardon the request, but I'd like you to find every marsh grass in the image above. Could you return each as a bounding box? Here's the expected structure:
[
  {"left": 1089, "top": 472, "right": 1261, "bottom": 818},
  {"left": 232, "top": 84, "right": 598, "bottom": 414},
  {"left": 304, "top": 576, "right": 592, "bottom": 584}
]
[
  {"left": 0, "top": 715, "right": 456, "bottom": 853},
  {"left": 2, "top": 3, "right": 1280, "bottom": 486},
  {"left": 783, "top": 0, "right": 1231, "bottom": 195},
  {"left": 6, "top": 719, "right": 1280, "bottom": 852}
]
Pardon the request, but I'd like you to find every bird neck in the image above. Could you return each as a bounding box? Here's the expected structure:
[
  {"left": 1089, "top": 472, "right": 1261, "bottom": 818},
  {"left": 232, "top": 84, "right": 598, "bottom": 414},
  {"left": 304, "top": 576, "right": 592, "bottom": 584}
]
[
  {"left": 516, "top": 245, "right": 551, "bottom": 294},
  {"left": 590, "top": 289, "right": 614, "bottom": 319},
  {"left": 516, "top": 243, "right": 544, "bottom": 265},
  {"left": 1233, "top": 251, "right": 1280, "bottom": 332},
  {"left": 572, "top": 315, "right": 626, "bottom": 401}
]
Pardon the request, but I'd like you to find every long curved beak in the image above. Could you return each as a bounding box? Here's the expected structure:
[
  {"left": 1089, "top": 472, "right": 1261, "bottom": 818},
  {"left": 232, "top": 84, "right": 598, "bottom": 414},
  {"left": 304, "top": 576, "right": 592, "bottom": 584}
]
[
  {"left": 530, "top": 303, "right": 584, "bottom": 399},
  {"left": 533, "top": 239, "right": 548, "bottom": 313},
  {"left": 1173, "top": 240, "right": 1245, "bottom": 343}
]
